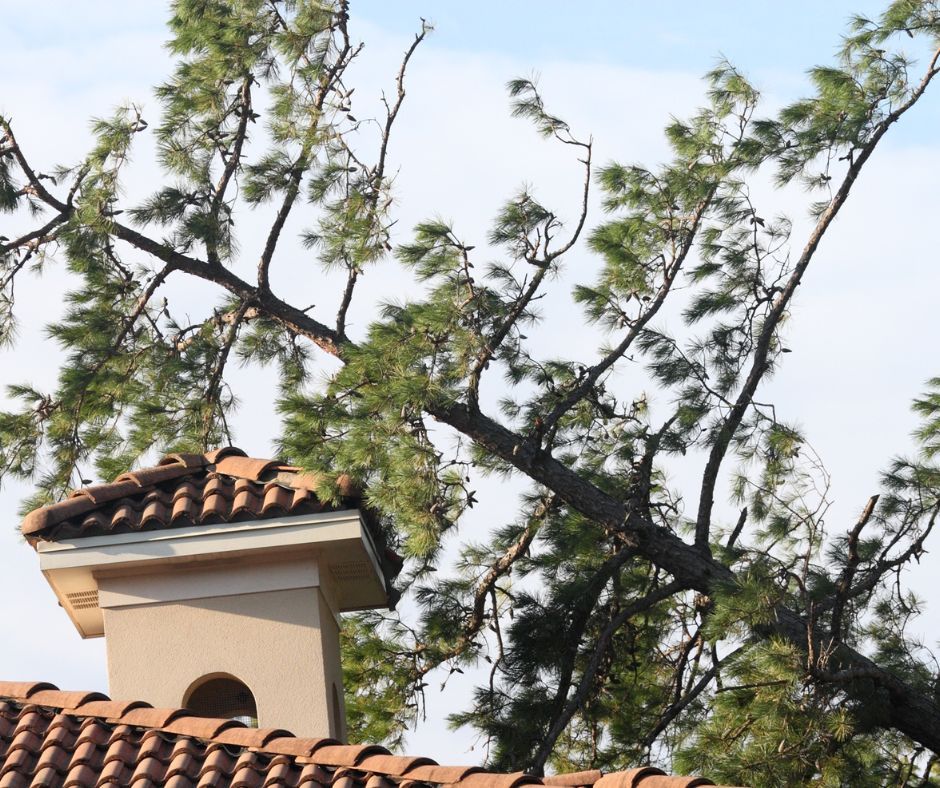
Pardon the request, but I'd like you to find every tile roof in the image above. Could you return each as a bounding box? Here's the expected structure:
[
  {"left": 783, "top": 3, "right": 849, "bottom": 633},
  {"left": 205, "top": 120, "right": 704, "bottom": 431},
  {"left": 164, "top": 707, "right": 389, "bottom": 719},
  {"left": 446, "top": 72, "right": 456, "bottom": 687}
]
[
  {"left": 0, "top": 682, "right": 730, "bottom": 788},
  {"left": 21, "top": 447, "right": 366, "bottom": 543}
]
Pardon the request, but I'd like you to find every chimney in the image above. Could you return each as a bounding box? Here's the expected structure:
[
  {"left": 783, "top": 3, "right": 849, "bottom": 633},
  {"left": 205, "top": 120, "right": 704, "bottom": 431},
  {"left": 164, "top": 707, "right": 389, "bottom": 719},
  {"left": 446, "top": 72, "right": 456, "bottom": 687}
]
[{"left": 22, "top": 448, "right": 397, "bottom": 740}]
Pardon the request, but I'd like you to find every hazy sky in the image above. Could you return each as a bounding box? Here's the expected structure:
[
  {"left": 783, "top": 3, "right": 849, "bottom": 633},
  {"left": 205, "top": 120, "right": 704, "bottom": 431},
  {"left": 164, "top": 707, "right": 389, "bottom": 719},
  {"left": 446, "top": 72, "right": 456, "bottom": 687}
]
[{"left": 2, "top": 0, "right": 940, "bottom": 765}]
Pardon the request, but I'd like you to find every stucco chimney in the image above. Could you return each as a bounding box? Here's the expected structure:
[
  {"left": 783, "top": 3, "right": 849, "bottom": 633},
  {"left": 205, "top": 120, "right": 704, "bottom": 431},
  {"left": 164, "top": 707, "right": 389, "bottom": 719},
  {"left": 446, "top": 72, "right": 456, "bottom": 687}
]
[{"left": 23, "top": 448, "right": 396, "bottom": 740}]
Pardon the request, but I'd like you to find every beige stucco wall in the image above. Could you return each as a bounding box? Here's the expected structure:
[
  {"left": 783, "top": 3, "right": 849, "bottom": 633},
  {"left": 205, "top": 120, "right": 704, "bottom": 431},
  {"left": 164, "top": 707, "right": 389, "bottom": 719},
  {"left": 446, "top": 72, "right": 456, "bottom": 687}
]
[{"left": 100, "top": 559, "right": 346, "bottom": 739}]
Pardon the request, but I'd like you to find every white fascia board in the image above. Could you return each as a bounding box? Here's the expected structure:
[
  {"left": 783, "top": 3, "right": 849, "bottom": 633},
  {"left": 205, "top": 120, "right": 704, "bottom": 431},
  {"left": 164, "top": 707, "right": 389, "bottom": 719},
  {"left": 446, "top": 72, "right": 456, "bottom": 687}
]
[
  {"left": 37, "top": 509, "right": 389, "bottom": 634},
  {"left": 37, "top": 509, "right": 381, "bottom": 579}
]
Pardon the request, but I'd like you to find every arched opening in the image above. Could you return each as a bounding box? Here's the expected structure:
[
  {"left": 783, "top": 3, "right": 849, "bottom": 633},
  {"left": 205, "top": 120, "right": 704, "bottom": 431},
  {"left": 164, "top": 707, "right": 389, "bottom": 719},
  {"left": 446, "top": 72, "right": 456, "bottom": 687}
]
[{"left": 183, "top": 674, "right": 258, "bottom": 727}]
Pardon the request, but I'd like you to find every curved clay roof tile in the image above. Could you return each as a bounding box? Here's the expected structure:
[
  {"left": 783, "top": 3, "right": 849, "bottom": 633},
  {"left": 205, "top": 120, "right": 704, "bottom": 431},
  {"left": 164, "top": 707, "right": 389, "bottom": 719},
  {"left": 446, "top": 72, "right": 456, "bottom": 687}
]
[
  {"left": 116, "top": 464, "right": 196, "bottom": 488},
  {"left": 21, "top": 496, "right": 97, "bottom": 536},
  {"left": 213, "top": 455, "right": 282, "bottom": 481},
  {"left": 0, "top": 681, "right": 57, "bottom": 700},
  {"left": 202, "top": 446, "right": 248, "bottom": 464},
  {"left": 262, "top": 736, "right": 331, "bottom": 758},
  {"left": 543, "top": 771, "right": 604, "bottom": 786},
  {"left": 311, "top": 743, "right": 390, "bottom": 767},
  {"left": 75, "top": 480, "right": 141, "bottom": 505},
  {"left": 26, "top": 690, "right": 108, "bottom": 709},
  {"left": 0, "top": 685, "right": 736, "bottom": 787},
  {"left": 159, "top": 452, "right": 212, "bottom": 469},
  {"left": 356, "top": 755, "right": 438, "bottom": 776}
]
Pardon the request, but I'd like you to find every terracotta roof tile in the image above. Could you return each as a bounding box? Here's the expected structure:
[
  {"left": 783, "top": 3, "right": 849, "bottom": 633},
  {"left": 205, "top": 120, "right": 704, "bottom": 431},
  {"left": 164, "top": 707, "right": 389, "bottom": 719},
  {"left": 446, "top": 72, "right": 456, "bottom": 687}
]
[
  {"left": 199, "top": 744, "right": 236, "bottom": 770},
  {"left": 404, "top": 765, "right": 482, "bottom": 783},
  {"left": 65, "top": 699, "right": 151, "bottom": 720},
  {"left": 163, "top": 451, "right": 212, "bottom": 469},
  {"left": 67, "top": 762, "right": 105, "bottom": 786},
  {"left": 213, "top": 727, "right": 293, "bottom": 749},
  {"left": 296, "top": 762, "right": 332, "bottom": 786},
  {"left": 1, "top": 743, "right": 36, "bottom": 773},
  {"left": 41, "top": 719, "right": 77, "bottom": 751},
  {"left": 18, "top": 493, "right": 93, "bottom": 538},
  {"left": 101, "top": 735, "right": 138, "bottom": 766},
  {"left": 9, "top": 718, "right": 43, "bottom": 743},
  {"left": 26, "top": 690, "right": 107, "bottom": 710},
  {"left": 309, "top": 744, "right": 388, "bottom": 767},
  {"left": 0, "top": 683, "right": 56, "bottom": 701},
  {"left": 264, "top": 737, "right": 334, "bottom": 758},
  {"left": 214, "top": 456, "right": 280, "bottom": 481},
  {"left": 119, "top": 707, "right": 189, "bottom": 729},
  {"left": 30, "top": 765, "right": 61, "bottom": 787},
  {"left": 99, "top": 753, "right": 134, "bottom": 783},
  {"left": 19, "top": 447, "right": 366, "bottom": 543},
  {"left": 0, "top": 685, "right": 731, "bottom": 787},
  {"left": 356, "top": 754, "right": 436, "bottom": 775},
  {"left": 454, "top": 772, "right": 542, "bottom": 788},
  {"left": 542, "top": 770, "right": 603, "bottom": 786},
  {"left": 76, "top": 479, "right": 141, "bottom": 505},
  {"left": 161, "top": 715, "right": 241, "bottom": 740},
  {"left": 117, "top": 463, "right": 198, "bottom": 488},
  {"left": 34, "top": 741, "right": 70, "bottom": 772},
  {"left": 328, "top": 774, "right": 358, "bottom": 788}
]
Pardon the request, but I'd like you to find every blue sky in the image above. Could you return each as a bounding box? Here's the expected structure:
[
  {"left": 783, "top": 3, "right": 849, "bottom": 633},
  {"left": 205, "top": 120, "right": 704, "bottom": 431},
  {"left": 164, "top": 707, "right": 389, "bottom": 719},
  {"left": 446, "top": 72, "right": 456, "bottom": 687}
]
[
  {"left": 8, "top": 1, "right": 936, "bottom": 143},
  {"left": 8, "top": 2, "right": 887, "bottom": 74},
  {"left": 356, "top": 1, "right": 885, "bottom": 72}
]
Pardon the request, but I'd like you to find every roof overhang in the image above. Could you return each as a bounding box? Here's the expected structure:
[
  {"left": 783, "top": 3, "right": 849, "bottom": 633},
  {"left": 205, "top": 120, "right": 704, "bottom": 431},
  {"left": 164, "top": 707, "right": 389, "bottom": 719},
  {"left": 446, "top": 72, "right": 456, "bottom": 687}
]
[{"left": 36, "top": 509, "right": 387, "bottom": 638}]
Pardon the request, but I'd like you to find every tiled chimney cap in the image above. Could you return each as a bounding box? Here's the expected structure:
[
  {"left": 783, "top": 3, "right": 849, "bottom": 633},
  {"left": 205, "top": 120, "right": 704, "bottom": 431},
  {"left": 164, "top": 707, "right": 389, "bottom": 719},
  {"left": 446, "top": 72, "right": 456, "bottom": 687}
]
[
  {"left": 21, "top": 447, "right": 366, "bottom": 544},
  {"left": 22, "top": 448, "right": 404, "bottom": 634}
]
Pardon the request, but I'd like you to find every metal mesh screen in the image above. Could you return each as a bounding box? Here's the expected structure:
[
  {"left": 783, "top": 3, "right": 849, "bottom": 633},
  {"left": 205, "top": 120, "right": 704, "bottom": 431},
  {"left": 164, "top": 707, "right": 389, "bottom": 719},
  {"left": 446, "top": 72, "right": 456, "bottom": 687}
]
[{"left": 186, "top": 677, "right": 258, "bottom": 727}]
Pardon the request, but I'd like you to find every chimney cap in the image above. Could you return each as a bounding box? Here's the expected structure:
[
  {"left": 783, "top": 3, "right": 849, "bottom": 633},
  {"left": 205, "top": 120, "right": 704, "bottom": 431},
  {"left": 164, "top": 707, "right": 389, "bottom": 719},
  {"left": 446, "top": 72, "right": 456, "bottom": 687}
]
[
  {"left": 23, "top": 447, "right": 403, "bottom": 636},
  {"left": 21, "top": 446, "right": 364, "bottom": 541}
]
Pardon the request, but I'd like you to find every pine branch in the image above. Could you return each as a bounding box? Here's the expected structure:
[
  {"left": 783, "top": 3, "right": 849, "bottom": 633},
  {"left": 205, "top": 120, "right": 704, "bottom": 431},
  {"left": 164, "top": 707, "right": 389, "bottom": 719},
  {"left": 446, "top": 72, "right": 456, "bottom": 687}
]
[
  {"left": 257, "top": 146, "right": 310, "bottom": 291},
  {"left": 109, "top": 220, "right": 345, "bottom": 355},
  {"left": 467, "top": 137, "right": 593, "bottom": 409},
  {"left": 528, "top": 578, "right": 684, "bottom": 773},
  {"left": 0, "top": 213, "right": 69, "bottom": 256},
  {"left": 202, "top": 299, "right": 252, "bottom": 445},
  {"left": 0, "top": 117, "right": 68, "bottom": 212},
  {"left": 336, "top": 19, "right": 430, "bottom": 338},
  {"left": 258, "top": 0, "right": 364, "bottom": 293},
  {"left": 830, "top": 494, "right": 879, "bottom": 638},
  {"left": 694, "top": 45, "right": 940, "bottom": 551},
  {"left": 640, "top": 645, "right": 744, "bottom": 754},
  {"left": 206, "top": 75, "right": 254, "bottom": 266},
  {"left": 415, "top": 494, "right": 555, "bottom": 676},
  {"left": 527, "top": 545, "right": 639, "bottom": 770}
]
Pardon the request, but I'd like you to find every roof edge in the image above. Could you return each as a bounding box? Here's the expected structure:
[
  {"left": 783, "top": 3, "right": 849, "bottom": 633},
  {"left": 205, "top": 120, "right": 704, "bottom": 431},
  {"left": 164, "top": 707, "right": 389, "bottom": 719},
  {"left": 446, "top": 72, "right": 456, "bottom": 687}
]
[{"left": 0, "top": 683, "right": 721, "bottom": 787}]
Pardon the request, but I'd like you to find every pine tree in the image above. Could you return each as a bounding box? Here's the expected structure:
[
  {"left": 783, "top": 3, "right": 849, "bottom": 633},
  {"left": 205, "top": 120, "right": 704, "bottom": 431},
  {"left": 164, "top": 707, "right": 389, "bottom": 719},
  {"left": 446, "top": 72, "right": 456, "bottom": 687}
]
[{"left": 3, "top": 1, "right": 940, "bottom": 783}]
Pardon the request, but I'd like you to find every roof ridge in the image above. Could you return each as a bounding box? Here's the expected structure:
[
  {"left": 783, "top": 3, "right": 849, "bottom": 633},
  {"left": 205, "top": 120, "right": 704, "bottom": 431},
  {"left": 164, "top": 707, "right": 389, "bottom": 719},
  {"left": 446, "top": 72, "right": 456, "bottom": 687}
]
[
  {"left": 18, "top": 447, "right": 358, "bottom": 542},
  {"left": 0, "top": 682, "right": 722, "bottom": 787}
]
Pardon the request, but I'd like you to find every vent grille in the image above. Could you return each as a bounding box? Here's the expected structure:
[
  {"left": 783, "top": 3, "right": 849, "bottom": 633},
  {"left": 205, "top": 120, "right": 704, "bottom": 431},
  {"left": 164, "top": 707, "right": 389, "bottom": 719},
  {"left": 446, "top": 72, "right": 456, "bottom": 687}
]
[
  {"left": 330, "top": 560, "right": 370, "bottom": 581},
  {"left": 65, "top": 589, "right": 99, "bottom": 611}
]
